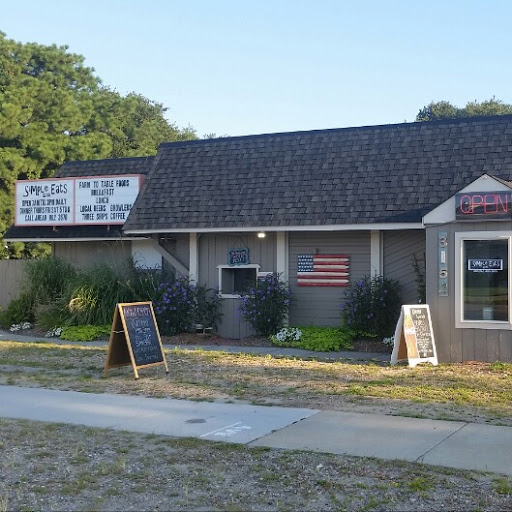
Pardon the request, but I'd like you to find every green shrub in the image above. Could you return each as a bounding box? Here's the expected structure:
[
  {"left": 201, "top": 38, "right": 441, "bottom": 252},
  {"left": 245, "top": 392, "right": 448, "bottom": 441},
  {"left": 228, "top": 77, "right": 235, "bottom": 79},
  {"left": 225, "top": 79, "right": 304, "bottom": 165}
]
[
  {"left": 34, "top": 303, "right": 70, "bottom": 330},
  {"left": 24, "top": 257, "right": 76, "bottom": 305},
  {"left": 239, "top": 275, "right": 291, "bottom": 336},
  {"left": 0, "top": 293, "right": 35, "bottom": 327},
  {"left": 153, "top": 278, "right": 223, "bottom": 335},
  {"left": 0, "top": 257, "right": 76, "bottom": 328},
  {"left": 342, "top": 275, "right": 402, "bottom": 339},
  {"left": 59, "top": 325, "right": 111, "bottom": 341},
  {"left": 270, "top": 325, "right": 354, "bottom": 352},
  {"left": 193, "top": 284, "right": 223, "bottom": 329},
  {"left": 65, "top": 259, "right": 170, "bottom": 325}
]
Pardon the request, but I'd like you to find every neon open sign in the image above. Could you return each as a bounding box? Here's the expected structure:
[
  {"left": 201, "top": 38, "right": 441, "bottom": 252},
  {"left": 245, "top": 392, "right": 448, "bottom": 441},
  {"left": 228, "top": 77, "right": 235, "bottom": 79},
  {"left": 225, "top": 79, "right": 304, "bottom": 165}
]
[{"left": 455, "top": 191, "right": 512, "bottom": 220}]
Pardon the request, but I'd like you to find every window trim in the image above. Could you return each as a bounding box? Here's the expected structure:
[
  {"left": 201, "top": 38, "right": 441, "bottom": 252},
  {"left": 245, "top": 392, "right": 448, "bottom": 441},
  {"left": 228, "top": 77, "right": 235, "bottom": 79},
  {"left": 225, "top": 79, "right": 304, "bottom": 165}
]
[
  {"left": 455, "top": 231, "right": 512, "bottom": 329},
  {"left": 217, "top": 264, "right": 261, "bottom": 298}
]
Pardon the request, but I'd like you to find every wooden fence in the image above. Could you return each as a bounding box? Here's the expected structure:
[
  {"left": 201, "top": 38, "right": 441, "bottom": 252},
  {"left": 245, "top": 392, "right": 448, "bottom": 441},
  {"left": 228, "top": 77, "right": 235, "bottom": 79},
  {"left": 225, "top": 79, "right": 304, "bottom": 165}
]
[{"left": 0, "top": 260, "right": 26, "bottom": 309}]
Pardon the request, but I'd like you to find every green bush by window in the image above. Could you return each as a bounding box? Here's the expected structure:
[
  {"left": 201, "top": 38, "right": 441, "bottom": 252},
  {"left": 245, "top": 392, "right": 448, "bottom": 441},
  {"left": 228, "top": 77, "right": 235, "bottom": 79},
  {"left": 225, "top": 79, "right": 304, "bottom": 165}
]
[{"left": 342, "top": 275, "right": 401, "bottom": 339}]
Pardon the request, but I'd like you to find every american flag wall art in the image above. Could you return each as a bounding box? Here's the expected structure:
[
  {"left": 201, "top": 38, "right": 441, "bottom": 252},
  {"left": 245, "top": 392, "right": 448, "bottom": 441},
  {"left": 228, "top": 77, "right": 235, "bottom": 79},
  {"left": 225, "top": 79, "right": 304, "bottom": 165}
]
[{"left": 296, "top": 254, "right": 350, "bottom": 287}]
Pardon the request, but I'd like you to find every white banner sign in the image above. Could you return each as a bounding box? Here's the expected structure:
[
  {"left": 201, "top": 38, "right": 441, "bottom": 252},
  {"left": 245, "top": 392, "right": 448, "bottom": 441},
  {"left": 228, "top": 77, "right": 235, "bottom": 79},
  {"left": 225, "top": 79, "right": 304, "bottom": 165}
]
[
  {"left": 15, "top": 175, "right": 142, "bottom": 226},
  {"left": 74, "top": 176, "right": 141, "bottom": 225},
  {"left": 15, "top": 179, "right": 74, "bottom": 226}
]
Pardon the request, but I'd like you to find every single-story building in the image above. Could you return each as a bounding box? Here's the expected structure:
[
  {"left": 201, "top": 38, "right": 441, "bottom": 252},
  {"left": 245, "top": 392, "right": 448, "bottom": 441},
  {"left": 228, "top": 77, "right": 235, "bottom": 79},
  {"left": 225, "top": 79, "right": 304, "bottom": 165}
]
[{"left": 7, "top": 114, "right": 512, "bottom": 362}]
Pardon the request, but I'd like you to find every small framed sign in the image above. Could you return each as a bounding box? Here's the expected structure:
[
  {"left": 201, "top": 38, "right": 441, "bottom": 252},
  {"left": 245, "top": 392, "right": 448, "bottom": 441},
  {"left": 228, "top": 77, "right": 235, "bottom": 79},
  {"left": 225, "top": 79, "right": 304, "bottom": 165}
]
[
  {"left": 104, "top": 301, "right": 169, "bottom": 380},
  {"left": 228, "top": 248, "right": 250, "bottom": 266},
  {"left": 468, "top": 259, "right": 503, "bottom": 272}
]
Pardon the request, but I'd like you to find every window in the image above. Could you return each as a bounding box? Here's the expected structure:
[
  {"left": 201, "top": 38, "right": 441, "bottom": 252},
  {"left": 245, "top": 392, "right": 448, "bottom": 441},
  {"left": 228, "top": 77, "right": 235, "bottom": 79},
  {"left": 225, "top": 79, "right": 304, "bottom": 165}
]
[
  {"left": 455, "top": 232, "right": 511, "bottom": 329},
  {"left": 217, "top": 264, "right": 260, "bottom": 297}
]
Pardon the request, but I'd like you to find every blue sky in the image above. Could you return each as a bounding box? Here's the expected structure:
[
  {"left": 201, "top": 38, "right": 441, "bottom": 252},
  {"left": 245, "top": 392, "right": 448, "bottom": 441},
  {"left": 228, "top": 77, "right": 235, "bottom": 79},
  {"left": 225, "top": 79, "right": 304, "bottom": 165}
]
[{"left": 1, "top": 0, "right": 511, "bottom": 137}]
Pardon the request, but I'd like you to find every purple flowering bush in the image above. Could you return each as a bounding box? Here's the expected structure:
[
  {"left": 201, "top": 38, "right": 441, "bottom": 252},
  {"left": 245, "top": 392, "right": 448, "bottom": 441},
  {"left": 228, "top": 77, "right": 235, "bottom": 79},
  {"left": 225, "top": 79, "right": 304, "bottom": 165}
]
[
  {"left": 154, "top": 277, "right": 222, "bottom": 335},
  {"left": 342, "top": 275, "right": 401, "bottom": 339},
  {"left": 239, "top": 274, "right": 291, "bottom": 337}
]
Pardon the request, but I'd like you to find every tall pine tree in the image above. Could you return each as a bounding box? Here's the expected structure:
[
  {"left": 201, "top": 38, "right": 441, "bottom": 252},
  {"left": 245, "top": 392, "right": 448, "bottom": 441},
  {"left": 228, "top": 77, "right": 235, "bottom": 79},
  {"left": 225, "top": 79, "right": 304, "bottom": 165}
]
[{"left": 0, "top": 32, "right": 196, "bottom": 258}]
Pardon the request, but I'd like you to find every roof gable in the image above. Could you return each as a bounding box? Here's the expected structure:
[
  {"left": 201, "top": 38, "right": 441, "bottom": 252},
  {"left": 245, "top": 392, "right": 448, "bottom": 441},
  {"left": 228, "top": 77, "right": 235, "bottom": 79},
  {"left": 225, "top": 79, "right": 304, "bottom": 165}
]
[{"left": 423, "top": 174, "right": 512, "bottom": 224}]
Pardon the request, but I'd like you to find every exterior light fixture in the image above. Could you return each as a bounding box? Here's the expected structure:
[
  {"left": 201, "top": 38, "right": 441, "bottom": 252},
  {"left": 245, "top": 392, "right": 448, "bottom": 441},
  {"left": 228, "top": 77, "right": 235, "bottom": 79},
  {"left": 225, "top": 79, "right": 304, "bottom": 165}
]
[{"left": 257, "top": 231, "right": 266, "bottom": 239}]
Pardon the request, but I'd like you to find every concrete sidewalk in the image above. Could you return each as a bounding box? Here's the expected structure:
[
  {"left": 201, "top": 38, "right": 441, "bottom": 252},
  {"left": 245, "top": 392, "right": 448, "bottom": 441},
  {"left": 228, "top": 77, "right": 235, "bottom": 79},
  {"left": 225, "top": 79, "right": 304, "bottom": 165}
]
[
  {"left": 1, "top": 385, "right": 511, "bottom": 477},
  {"left": 0, "top": 330, "right": 390, "bottom": 362}
]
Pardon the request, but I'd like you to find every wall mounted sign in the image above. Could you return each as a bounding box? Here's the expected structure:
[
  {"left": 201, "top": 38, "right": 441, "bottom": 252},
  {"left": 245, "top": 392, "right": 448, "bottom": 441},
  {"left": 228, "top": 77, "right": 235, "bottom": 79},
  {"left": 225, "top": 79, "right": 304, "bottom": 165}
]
[
  {"left": 468, "top": 259, "right": 503, "bottom": 272},
  {"left": 391, "top": 305, "right": 438, "bottom": 368},
  {"left": 15, "top": 179, "right": 75, "bottom": 226},
  {"left": 455, "top": 191, "right": 512, "bottom": 220},
  {"left": 297, "top": 254, "right": 349, "bottom": 286},
  {"left": 15, "top": 174, "right": 142, "bottom": 226},
  {"left": 104, "top": 302, "right": 168, "bottom": 380},
  {"left": 228, "top": 248, "right": 250, "bottom": 266}
]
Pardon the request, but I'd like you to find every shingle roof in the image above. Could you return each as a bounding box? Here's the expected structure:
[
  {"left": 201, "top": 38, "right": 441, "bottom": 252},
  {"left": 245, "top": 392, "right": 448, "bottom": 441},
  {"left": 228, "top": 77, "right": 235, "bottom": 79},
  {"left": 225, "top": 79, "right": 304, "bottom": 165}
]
[
  {"left": 123, "top": 115, "right": 512, "bottom": 232},
  {"left": 4, "top": 225, "right": 126, "bottom": 241},
  {"left": 57, "top": 156, "right": 154, "bottom": 178}
]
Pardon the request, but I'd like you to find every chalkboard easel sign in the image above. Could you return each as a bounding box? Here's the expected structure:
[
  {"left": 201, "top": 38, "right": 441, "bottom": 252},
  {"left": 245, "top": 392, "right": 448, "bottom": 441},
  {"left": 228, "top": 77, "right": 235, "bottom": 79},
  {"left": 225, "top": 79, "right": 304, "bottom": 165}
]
[
  {"left": 104, "top": 302, "right": 169, "bottom": 379},
  {"left": 391, "top": 304, "right": 438, "bottom": 367}
]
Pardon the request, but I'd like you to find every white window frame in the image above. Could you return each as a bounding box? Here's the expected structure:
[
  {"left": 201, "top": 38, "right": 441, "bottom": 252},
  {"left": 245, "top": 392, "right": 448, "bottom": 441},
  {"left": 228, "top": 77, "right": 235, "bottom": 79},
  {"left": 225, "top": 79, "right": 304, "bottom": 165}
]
[
  {"left": 455, "top": 231, "right": 512, "bottom": 329},
  {"left": 217, "top": 264, "right": 261, "bottom": 298}
]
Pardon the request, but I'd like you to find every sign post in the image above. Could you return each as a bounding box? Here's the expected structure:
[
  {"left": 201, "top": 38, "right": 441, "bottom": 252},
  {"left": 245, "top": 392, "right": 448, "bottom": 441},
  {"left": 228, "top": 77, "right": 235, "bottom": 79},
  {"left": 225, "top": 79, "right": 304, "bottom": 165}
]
[
  {"left": 104, "top": 302, "right": 169, "bottom": 379},
  {"left": 391, "top": 304, "right": 438, "bottom": 367}
]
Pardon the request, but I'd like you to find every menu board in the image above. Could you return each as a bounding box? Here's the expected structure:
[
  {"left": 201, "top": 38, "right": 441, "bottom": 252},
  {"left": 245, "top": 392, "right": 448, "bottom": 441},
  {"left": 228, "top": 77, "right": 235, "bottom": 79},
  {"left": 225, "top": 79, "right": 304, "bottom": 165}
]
[
  {"left": 409, "top": 307, "right": 435, "bottom": 359},
  {"left": 119, "top": 303, "right": 164, "bottom": 367},
  {"left": 15, "top": 179, "right": 74, "bottom": 226},
  {"left": 74, "top": 176, "right": 140, "bottom": 225},
  {"left": 391, "top": 305, "right": 438, "bottom": 367},
  {"left": 15, "top": 174, "right": 142, "bottom": 226},
  {"left": 104, "top": 302, "right": 168, "bottom": 379}
]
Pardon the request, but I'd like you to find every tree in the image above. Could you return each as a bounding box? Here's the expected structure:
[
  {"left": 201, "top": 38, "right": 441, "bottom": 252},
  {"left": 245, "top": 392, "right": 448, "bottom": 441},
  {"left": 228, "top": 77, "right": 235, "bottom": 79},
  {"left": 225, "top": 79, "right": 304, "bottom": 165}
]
[
  {"left": 416, "top": 97, "right": 512, "bottom": 121},
  {"left": 0, "top": 32, "right": 196, "bottom": 258}
]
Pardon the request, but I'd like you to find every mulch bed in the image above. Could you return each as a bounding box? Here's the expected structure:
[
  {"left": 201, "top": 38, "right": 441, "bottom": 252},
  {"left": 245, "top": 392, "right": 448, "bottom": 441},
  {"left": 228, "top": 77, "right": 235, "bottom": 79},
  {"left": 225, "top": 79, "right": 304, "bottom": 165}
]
[
  {"left": 3, "top": 328, "right": 391, "bottom": 353},
  {"left": 161, "top": 332, "right": 391, "bottom": 353}
]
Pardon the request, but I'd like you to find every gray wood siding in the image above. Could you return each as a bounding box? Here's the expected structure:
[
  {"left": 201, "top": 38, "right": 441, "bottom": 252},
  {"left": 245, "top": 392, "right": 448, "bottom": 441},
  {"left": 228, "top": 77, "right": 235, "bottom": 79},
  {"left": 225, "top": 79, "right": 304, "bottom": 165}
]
[
  {"left": 426, "top": 221, "right": 512, "bottom": 363},
  {"left": 218, "top": 298, "right": 255, "bottom": 339},
  {"left": 288, "top": 232, "right": 370, "bottom": 327},
  {"left": 197, "top": 233, "right": 277, "bottom": 290},
  {"left": 0, "top": 260, "right": 26, "bottom": 308},
  {"left": 160, "top": 235, "right": 190, "bottom": 277},
  {"left": 197, "top": 233, "right": 276, "bottom": 338},
  {"left": 53, "top": 241, "right": 132, "bottom": 268},
  {"left": 382, "top": 230, "right": 425, "bottom": 305}
]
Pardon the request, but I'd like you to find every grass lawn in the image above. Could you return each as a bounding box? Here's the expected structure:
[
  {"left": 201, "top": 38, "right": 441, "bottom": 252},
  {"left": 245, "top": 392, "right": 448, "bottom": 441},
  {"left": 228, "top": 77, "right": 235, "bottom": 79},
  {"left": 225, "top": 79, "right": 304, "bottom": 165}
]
[
  {"left": 0, "top": 340, "right": 511, "bottom": 425},
  {"left": 1, "top": 340, "right": 512, "bottom": 511}
]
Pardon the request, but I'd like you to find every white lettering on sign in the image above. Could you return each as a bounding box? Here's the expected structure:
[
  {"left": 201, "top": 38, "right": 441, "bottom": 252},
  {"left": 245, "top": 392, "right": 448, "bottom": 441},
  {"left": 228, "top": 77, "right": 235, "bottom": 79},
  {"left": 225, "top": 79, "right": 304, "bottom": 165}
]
[
  {"left": 74, "top": 176, "right": 140, "bottom": 225},
  {"left": 14, "top": 175, "right": 142, "bottom": 226},
  {"left": 15, "top": 179, "right": 74, "bottom": 226}
]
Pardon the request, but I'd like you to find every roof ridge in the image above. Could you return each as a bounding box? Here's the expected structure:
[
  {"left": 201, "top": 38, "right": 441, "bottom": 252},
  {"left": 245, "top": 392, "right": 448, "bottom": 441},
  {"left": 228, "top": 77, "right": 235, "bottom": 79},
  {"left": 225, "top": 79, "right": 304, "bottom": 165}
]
[
  {"left": 61, "top": 155, "right": 155, "bottom": 166},
  {"left": 159, "top": 114, "right": 512, "bottom": 149}
]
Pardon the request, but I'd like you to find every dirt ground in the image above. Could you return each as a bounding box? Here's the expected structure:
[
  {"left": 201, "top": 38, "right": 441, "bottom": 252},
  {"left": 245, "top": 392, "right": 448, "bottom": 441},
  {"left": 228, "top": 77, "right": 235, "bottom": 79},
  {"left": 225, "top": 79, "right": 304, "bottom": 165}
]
[{"left": 1, "top": 417, "right": 511, "bottom": 512}]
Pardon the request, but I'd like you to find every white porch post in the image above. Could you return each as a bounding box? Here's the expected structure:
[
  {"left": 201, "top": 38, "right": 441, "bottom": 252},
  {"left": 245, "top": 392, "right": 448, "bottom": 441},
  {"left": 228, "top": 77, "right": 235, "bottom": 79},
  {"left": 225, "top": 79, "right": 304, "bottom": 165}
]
[
  {"left": 276, "top": 232, "right": 287, "bottom": 281},
  {"left": 370, "top": 230, "right": 382, "bottom": 276},
  {"left": 189, "top": 233, "right": 198, "bottom": 284}
]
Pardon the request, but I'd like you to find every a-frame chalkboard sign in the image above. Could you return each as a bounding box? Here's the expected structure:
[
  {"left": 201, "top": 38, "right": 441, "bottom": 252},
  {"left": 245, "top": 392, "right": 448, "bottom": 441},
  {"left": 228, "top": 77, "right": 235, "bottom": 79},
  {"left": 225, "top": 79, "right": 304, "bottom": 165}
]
[
  {"left": 104, "top": 301, "right": 169, "bottom": 380},
  {"left": 391, "top": 304, "right": 438, "bottom": 368}
]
